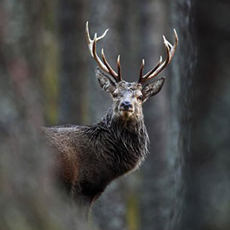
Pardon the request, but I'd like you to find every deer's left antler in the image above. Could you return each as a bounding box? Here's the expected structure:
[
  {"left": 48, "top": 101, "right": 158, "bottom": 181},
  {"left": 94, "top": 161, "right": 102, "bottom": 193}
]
[{"left": 138, "top": 29, "right": 178, "bottom": 84}]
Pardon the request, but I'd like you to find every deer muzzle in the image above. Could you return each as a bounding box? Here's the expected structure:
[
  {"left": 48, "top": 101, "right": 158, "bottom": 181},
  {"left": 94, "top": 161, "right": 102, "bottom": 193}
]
[
  {"left": 120, "top": 101, "right": 133, "bottom": 111},
  {"left": 119, "top": 100, "right": 134, "bottom": 119}
]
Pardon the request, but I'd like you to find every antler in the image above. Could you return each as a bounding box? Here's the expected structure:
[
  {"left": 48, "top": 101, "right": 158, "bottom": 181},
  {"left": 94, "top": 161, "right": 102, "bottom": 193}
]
[
  {"left": 86, "top": 21, "right": 122, "bottom": 82},
  {"left": 139, "top": 29, "right": 178, "bottom": 84}
]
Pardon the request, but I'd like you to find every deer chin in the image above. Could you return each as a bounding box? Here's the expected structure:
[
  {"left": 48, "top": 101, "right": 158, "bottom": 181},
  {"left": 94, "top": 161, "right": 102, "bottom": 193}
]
[{"left": 119, "top": 109, "right": 134, "bottom": 119}]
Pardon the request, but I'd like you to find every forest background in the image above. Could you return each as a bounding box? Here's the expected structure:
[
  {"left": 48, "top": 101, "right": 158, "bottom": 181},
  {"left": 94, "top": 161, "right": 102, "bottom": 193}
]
[{"left": 0, "top": 0, "right": 230, "bottom": 230}]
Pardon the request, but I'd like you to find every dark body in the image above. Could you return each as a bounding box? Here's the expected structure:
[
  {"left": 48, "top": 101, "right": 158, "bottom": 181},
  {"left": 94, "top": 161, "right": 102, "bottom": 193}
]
[{"left": 43, "top": 108, "right": 148, "bottom": 210}]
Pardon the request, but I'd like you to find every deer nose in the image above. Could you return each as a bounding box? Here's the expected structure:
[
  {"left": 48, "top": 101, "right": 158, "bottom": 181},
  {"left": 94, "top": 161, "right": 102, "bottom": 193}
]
[{"left": 120, "top": 101, "right": 133, "bottom": 111}]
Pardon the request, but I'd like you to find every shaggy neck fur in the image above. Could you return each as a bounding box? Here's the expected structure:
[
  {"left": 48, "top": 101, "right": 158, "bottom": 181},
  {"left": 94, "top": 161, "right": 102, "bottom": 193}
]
[{"left": 88, "top": 108, "right": 149, "bottom": 176}]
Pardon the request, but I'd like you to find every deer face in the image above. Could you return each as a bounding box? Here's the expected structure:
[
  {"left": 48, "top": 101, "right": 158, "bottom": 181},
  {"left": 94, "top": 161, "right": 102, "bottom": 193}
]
[
  {"left": 112, "top": 81, "right": 143, "bottom": 119},
  {"left": 96, "top": 68, "right": 165, "bottom": 120}
]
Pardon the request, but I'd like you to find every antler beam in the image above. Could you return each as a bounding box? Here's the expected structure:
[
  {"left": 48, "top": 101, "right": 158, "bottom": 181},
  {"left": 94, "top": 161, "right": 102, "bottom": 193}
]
[
  {"left": 86, "top": 21, "right": 122, "bottom": 82},
  {"left": 139, "top": 29, "right": 178, "bottom": 84}
]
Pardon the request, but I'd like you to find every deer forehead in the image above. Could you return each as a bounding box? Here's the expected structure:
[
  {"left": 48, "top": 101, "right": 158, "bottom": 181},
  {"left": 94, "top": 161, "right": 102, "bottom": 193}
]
[
  {"left": 117, "top": 81, "right": 142, "bottom": 91},
  {"left": 112, "top": 81, "right": 143, "bottom": 99}
]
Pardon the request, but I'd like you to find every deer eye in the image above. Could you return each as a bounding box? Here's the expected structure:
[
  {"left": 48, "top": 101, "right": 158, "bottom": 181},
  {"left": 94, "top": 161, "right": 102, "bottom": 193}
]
[
  {"left": 113, "top": 92, "right": 118, "bottom": 98},
  {"left": 137, "top": 95, "right": 143, "bottom": 101}
]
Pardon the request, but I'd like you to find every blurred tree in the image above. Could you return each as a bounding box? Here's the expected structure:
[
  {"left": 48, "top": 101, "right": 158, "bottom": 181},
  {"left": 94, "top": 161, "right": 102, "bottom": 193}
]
[
  {"left": 184, "top": 1, "right": 230, "bottom": 230},
  {"left": 41, "top": 0, "right": 60, "bottom": 125},
  {"left": 58, "top": 0, "right": 90, "bottom": 125}
]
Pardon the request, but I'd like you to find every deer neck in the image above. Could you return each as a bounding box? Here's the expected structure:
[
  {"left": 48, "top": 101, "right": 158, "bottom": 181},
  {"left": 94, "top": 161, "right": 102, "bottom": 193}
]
[
  {"left": 101, "top": 108, "right": 144, "bottom": 130},
  {"left": 100, "top": 108, "right": 148, "bottom": 152},
  {"left": 99, "top": 108, "right": 149, "bottom": 174}
]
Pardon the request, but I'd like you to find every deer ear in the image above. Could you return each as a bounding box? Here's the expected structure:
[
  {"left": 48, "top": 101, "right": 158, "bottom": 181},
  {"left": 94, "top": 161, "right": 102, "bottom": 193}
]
[
  {"left": 95, "top": 67, "right": 117, "bottom": 93},
  {"left": 142, "top": 78, "right": 165, "bottom": 102}
]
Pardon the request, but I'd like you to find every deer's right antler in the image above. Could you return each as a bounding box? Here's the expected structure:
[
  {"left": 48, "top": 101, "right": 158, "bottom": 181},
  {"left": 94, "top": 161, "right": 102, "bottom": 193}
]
[{"left": 86, "top": 21, "right": 122, "bottom": 82}]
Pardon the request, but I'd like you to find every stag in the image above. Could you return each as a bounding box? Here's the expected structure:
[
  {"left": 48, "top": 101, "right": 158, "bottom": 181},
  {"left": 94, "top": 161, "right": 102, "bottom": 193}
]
[{"left": 43, "top": 22, "right": 178, "bottom": 217}]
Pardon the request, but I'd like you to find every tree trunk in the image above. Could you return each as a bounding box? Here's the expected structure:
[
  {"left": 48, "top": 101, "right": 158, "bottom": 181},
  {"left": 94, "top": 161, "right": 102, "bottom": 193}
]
[
  {"left": 58, "top": 0, "right": 90, "bottom": 125},
  {"left": 185, "top": 1, "right": 230, "bottom": 230}
]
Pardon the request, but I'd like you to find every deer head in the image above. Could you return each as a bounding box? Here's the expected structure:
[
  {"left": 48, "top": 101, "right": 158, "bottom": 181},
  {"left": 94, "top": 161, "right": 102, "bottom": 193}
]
[{"left": 86, "top": 22, "right": 178, "bottom": 120}]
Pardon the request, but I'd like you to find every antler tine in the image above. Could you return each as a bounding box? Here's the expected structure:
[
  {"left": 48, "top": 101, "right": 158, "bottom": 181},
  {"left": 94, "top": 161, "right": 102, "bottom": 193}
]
[
  {"left": 86, "top": 21, "right": 122, "bottom": 82},
  {"left": 138, "top": 59, "right": 145, "bottom": 84},
  {"left": 139, "top": 29, "right": 178, "bottom": 84},
  {"left": 86, "top": 21, "right": 108, "bottom": 57},
  {"left": 101, "top": 49, "right": 120, "bottom": 82},
  {"left": 117, "top": 55, "right": 122, "bottom": 81}
]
